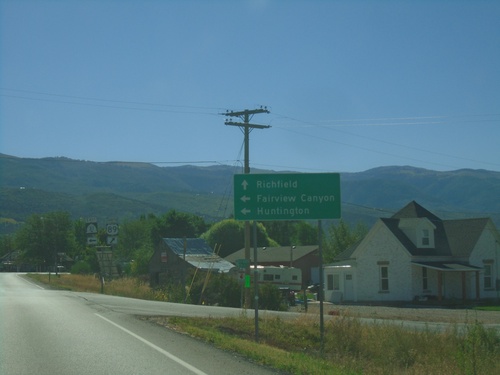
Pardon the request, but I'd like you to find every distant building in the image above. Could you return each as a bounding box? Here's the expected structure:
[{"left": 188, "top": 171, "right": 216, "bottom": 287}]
[
  {"left": 324, "top": 201, "right": 500, "bottom": 304},
  {"left": 149, "top": 238, "right": 235, "bottom": 286},
  {"left": 0, "top": 251, "right": 35, "bottom": 272},
  {"left": 225, "top": 245, "right": 320, "bottom": 288}
]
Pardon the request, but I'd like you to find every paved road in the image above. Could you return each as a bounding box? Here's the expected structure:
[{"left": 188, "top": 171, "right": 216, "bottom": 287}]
[{"left": 0, "top": 273, "right": 280, "bottom": 375}]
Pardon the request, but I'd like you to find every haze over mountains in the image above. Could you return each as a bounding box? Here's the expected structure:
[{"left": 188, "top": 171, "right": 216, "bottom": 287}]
[{"left": 1, "top": 154, "right": 499, "bottom": 234}]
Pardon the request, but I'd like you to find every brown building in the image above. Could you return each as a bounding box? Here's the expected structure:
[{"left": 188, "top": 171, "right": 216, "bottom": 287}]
[
  {"left": 149, "top": 238, "right": 235, "bottom": 286},
  {"left": 225, "top": 245, "right": 320, "bottom": 288}
]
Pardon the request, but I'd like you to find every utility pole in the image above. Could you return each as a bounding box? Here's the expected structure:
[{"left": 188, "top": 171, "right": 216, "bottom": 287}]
[{"left": 223, "top": 107, "right": 270, "bottom": 308}]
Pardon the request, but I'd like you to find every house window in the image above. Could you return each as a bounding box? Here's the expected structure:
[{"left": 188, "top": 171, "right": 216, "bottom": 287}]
[
  {"left": 275, "top": 274, "right": 281, "bottom": 280},
  {"left": 334, "top": 274, "right": 340, "bottom": 290},
  {"left": 263, "top": 274, "right": 273, "bottom": 281},
  {"left": 422, "top": 267, "right": 428, "bottom": 290},
  {"left": 292, "top": 275, "right": 298, "bottom": 281},
  {"left": 484, "top": 264, "right": 492, "bottom": 289},
  {"left": 327, "top": 274, "right": 340, "bottom": 291},
  {"left": 327, "top": 274, "right": 333, "bottom": 290},
  {"left": 379, "top": 266, "right": 389, "bottom": 292},
  {"left": 422, "top": 229, "right": 430, "bottom": 246}
]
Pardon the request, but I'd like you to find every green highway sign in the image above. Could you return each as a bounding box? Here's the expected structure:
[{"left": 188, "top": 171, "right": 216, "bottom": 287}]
[{"left": 234, "top": 173, "right": 341, "bottom": 221}]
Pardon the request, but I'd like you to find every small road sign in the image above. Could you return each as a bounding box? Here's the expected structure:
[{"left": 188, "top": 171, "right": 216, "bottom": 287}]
[
  {"left": 234, "top": 173, "right": 341, "bottom": 221},
  {"left": 86, "top": 222, "right": 98, "bottom": 235},
  {"left": 236, "top": 258, "right": 250, "bottom": 269},
  {"left": 106, "top": 224, "right": 119, "bottom": 236},
  {"left": 87, "top": 237, "right": 98, "bottom": 246},
  {"left": 107, "top": 236, "right": 118, "bottom": 245}
]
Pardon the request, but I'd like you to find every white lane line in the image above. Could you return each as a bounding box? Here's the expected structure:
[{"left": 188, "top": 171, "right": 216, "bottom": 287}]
[{"left": 95, "top": 313, "right": 208, "bottom": 375}]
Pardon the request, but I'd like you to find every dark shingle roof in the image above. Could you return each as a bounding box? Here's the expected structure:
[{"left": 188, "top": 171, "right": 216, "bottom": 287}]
[
  {"left": 333, "top": 240, "right": 361, "bottom": 261},
  {"left": 333, "top": 201, "right": 492, "bottom": 261},
  {"left": 382, "top": 217, "right": 452, "bottom": 256},
  {"left": 391, "top": 200, "right": 441, "bottom": 222},
  {"left": 443, "top": 218, "right": 489, "bottom": 257}
]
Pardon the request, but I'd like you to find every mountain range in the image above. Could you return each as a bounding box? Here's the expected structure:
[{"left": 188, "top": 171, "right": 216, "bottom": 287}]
[{"left": 1, "top": 154, "right": 499, "bottom": 234}]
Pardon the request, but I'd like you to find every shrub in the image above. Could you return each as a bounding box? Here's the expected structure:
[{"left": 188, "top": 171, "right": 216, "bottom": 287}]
[
  {"left": 71, "top": 260, "right": 92, "bottom": 274},
  {"left": 257, "top": 283, "right": 287, "bottom": 311}
]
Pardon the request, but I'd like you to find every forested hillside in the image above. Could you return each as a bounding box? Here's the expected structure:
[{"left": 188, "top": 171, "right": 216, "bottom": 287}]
[{"left": 1, "top": 154, "right": 499, "bottom": 234}]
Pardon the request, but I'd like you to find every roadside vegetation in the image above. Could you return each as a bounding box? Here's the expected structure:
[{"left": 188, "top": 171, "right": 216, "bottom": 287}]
[
  {"left": 156, "top": 314, "right": 500, "bottom": 375},
  {"left": 28, "top": 273, "right": 500, "bottom": 375},
  {"left": 26, "top": 273, "right": 286, "bottom": 310}
]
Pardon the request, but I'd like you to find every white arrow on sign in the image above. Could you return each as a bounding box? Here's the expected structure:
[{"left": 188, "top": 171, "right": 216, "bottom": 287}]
[
  {"left": 241, "top": 208, "right": 251, "bottom": 215},
  {"left": 87, "top": 237, "right": 98, "bottom": 245},
  {"left": 241, "top": 180, "right": 248, "bottom": 190},
  {"left": 107, "top": 236, "right": 118, "bottom": 245},
  {"left": 240, "top": 195, "right": 251, "bottom": 203}
]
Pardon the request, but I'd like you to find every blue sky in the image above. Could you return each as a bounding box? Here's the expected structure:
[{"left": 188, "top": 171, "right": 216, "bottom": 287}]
[{"left": 1, "top": 0, "right": 499, "bottom": 173}]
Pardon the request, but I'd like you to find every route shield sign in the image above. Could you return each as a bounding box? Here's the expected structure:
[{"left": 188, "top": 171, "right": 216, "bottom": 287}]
[{"left": 234, "top": 173, "right": 341, "bottom": 221}]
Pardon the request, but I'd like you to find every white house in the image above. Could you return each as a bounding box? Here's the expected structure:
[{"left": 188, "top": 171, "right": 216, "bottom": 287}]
[{"left": 324, "top": 201, "right": 500, "bottom": 303}]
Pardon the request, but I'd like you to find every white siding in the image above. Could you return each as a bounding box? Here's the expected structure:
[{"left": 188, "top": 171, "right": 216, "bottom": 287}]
[
  {"left": 469, "top": 222, "right": 500, "bottom": 299},
  {"left": 354, "top": 221, "right": 413, "bottom": 301}
]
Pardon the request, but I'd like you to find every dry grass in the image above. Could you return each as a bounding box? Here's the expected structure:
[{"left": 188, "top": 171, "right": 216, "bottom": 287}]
[
  {"left": 27, "top": 273, "right": 169, "bottom": 301},
  {"left": 154, "top": 314, "right": 500, "bottom": 375}
]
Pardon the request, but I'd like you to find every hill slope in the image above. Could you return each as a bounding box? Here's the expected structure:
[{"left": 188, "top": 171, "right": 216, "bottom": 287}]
[{"left": 1, "top": 155, "right": 499, "bottom": 233}]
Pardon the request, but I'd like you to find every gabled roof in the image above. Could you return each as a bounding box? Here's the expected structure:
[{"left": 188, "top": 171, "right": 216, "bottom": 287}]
[
  {"left": 443, "top": 218, "right": 490, "bottom": 257},
  {"left": 333, "top": 240, "right": 361, "bottom": 262},
  {"left": 161, "top": 238, "right": 235, "bottom": 273},
  {"left": 1, "top": 251, "right": 22, "bottom": 262},
  {"left": 225, "top": 245, "right": 318, "bottom": 264},
  {"left": 333, "top": 201, "right": 494, "bottom": 261},
  {"left": 391, "top": 200, "right": 441, "bottom": 222},
  {"left": 382, "top": 217, "right": 453, "bottom": 256}
]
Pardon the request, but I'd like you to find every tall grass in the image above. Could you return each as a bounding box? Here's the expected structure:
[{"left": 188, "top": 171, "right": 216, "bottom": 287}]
[
  {"left": 27, "top": 274, "right": 170, "bottom": 301},
  {"left": 164, "top": 314, "right": 500, "bottom": 375}
]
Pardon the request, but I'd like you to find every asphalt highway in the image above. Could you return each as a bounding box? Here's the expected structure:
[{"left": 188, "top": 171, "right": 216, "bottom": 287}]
[{"left": 0, "top": 273, "right": 280, "bottom": 375}]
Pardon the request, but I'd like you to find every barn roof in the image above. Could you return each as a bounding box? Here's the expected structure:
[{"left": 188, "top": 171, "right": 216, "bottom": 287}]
[{"left": 161, "top": 238, "right": 235, "bottom": 273}]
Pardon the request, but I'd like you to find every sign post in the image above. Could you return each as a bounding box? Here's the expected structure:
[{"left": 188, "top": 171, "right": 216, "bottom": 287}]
[
  {"left": 233, "top": 172, "right": 341, "bottom": 350},
  {"left": 85, "top": 218, "right": 98, "bottom": 246}
]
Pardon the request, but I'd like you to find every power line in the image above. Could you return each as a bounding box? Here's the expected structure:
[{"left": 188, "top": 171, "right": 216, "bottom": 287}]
[
  {"left": 272, "top": 114, "right": 500, "bottom": 170},
  {"left": 0, "top": 87, "right": 225, "bottom": 112},
  {"left": 0, "top": 89, "right": 224, "bottom": 116},
  {"left": 275, "top": 112, "right": 500, "bottom": 127}
]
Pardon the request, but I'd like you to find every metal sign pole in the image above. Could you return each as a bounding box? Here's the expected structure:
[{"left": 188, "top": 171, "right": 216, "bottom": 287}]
[
  {"left": 253, "top": 221, "right": 259, "bottom": 343},
  {"left": 318, "top": 219, "right": 324, "bottom": 353}
]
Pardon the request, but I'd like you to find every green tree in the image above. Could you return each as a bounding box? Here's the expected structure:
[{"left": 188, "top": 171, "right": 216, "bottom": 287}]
[
  {"left": 129, "top": 243, "right": 154, "bottom": 276},
  {"left": 292, "top": 221, "right": 317, "bottom": 245},
  {"left": 264, "top": 221, "right": 298, "bottom": 246},
  {"left": 0, "top": 234, "right": 15, "bottom": 257},
  {"left": 115, "top": 216, "right": 155, "bottom": 260},
  {"left": 325, "top": 219, "right": 367, "bottom": 263},
  {"left": 201, "top": 219, "right": 244, "bottom": 258},
  {"left": 15, "top": 212, "right": 76, "bottom": 270},
  {"left": 72, "top": 218, "right": 89, "bottom": 254},
  {"left": 151, "top": 210, "right": 207, "bottom": 243},
  {"left": 202, "top": 219, "right": 278, "bottom": 258}
]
